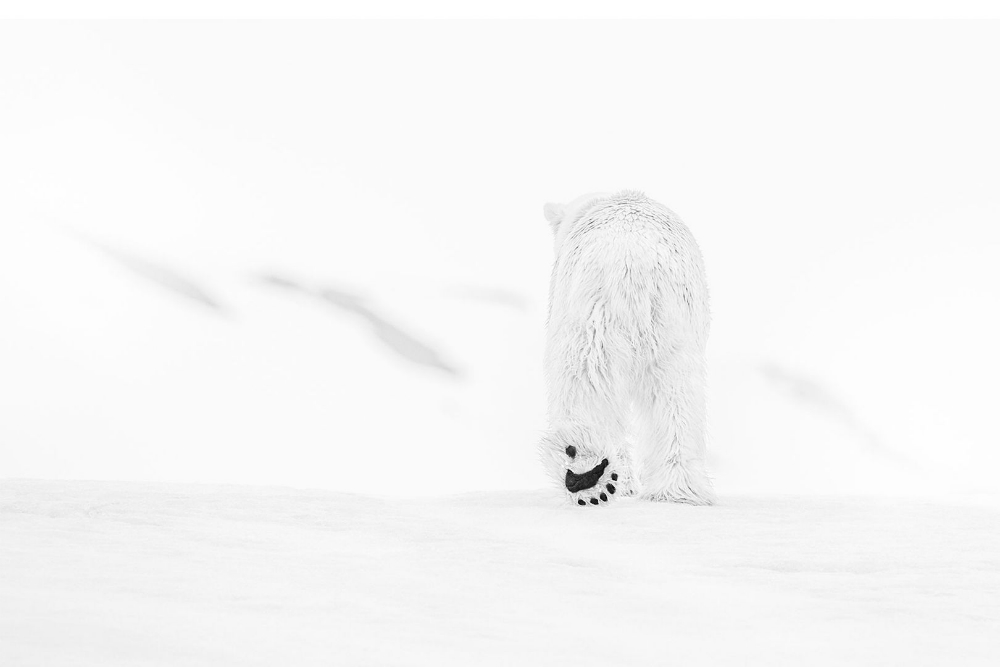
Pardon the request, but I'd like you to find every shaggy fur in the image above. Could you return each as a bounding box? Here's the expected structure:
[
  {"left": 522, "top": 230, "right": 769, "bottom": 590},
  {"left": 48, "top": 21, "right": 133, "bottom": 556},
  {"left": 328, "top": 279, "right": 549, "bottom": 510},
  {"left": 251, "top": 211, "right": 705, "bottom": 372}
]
[{"left": 539, "top": 190, "right": 715, "bottom": 506}]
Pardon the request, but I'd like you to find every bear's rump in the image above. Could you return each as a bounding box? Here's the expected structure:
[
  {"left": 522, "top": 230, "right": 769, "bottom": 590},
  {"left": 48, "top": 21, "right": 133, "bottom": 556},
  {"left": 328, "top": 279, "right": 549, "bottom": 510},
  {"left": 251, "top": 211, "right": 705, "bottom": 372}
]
[{"left": 552, "top": 243, "right": 697, "bottom": 331}]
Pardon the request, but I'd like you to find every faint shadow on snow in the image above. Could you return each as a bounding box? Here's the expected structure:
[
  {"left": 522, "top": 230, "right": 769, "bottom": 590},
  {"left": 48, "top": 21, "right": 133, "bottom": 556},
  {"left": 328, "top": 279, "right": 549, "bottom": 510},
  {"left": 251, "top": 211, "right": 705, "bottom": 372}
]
[
  {"left": 259, "top": 274, "right": 459, "bottom": 376},
  {"left": 759, "top": 362, "right": 910, "bottom": 465},
  {"left": 444, "top": 285, "right": 530, "bottom": 311},
  {"left": 72, "top": 233, "right": 226, "bottom": 314}
]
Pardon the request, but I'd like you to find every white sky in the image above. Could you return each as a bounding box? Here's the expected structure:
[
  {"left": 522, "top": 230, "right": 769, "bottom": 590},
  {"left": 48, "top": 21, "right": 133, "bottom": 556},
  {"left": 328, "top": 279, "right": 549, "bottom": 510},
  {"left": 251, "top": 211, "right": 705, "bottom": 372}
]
[
  {"left": 4, "top": 3, "right": 1000, "bottom": 19},
  {"left": 1, "top": 21, "right": 998, "bottom": 495}
]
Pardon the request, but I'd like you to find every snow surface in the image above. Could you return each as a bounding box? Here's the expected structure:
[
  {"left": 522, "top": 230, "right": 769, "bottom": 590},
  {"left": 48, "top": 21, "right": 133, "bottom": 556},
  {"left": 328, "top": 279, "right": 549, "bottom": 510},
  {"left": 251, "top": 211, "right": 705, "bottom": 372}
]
[{"left": 2, "top": 480, "right": 999, "bottom": 666}]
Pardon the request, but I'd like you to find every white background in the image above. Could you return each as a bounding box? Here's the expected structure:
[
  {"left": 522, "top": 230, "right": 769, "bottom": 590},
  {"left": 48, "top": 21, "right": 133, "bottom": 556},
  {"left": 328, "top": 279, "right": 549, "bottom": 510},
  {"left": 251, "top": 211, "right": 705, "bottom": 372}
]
[{"left": 2, "top": 21, "right": 999, "bottom": 497}]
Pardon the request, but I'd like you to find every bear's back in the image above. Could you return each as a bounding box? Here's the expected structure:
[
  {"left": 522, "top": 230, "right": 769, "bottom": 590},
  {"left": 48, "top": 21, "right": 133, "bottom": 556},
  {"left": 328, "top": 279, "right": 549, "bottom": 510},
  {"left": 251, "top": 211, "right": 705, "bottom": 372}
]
[
  {"left": 557, "top": 191, "right": 703, "bottom": 284},
  {"left": 549, "top": 190, "right": 709, "bottom": 345}
]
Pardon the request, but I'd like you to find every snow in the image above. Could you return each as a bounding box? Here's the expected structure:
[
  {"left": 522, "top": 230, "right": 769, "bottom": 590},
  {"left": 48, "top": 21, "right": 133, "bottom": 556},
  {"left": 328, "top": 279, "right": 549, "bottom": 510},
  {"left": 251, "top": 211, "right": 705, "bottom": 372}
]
[{"left": 2, "top": 480, "right": 998, "bottom": 666}]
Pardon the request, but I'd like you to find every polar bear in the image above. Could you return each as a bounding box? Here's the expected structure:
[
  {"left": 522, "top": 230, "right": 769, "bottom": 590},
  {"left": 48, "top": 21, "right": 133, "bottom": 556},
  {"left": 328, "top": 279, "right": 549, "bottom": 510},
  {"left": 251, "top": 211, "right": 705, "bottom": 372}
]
[{"left": 538, "top": 190, "right": 715, "bottom": 506}]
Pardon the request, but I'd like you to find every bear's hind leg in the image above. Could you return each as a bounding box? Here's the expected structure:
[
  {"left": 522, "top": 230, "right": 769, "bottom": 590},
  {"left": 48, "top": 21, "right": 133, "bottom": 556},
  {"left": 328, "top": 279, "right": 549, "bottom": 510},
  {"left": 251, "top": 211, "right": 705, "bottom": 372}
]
[
  {"left": 542, "top": 378, "right": 637, "bottom": 505},
  {"left": 634, "top": 360, "right": 715, "bottom": 505},
  {"left": 543, "top": 303, "right": 642, "bottom": 505}
]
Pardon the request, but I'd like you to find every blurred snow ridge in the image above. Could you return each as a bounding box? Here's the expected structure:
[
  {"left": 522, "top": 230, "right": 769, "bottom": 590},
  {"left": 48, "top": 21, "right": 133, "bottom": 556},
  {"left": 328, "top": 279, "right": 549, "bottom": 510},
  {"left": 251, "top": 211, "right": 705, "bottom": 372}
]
[{"left": 259, "top": 273, "right": 460, "bottom": 375}]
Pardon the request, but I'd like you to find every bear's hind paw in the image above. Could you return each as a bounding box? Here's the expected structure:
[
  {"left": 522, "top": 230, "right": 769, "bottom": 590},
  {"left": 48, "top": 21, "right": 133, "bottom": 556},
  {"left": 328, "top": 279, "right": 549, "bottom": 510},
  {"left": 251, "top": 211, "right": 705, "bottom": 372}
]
[
  {"left": 642, "top": 466, "right": 715, "bottom": 506},
  {"left": 566, "top": 460, "right": 632, "bottom": 506}
]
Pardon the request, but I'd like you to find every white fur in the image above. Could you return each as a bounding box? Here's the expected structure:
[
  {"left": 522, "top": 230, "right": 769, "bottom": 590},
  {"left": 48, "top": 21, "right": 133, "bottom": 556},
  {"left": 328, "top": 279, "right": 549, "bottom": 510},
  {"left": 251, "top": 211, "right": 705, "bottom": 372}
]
[{"left": 539, "top": 190, "right": 715, "bottom": 505}]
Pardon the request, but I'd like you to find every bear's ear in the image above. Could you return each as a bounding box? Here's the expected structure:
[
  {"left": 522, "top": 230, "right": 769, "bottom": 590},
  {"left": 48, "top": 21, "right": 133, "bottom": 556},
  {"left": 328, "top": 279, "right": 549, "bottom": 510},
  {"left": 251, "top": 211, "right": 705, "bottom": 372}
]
[{"left": 543, "top": 202, "right": 565, "bottom": 227}]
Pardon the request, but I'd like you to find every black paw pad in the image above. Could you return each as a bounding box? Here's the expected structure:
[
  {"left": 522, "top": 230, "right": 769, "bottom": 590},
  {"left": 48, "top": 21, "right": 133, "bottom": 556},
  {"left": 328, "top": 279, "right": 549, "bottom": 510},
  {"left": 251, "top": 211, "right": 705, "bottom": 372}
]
[
  {"left": 565, "top": 445, "right": 577, "bottom": 458},
  {"left": 611, "top": 473, "right": 618, "bottom": 481},
  {"left": 607, "top": 483, "right": 616, "bottom": 494},
  {"left": 578, "top": 499, "right": 586, "bottom": 506},
  {"left": 599, "top": 493, "right": 608, "bottom": 502},
  {"left": 565, "top": 458, "right": 610, "bottom": 493},
  {"left": 590, "top": 498, "right": 599, "bottom": 505}
]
